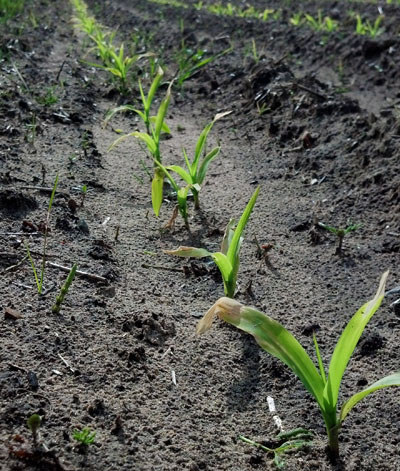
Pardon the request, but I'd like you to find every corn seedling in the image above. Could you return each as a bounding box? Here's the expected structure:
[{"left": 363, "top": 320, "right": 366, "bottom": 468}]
[
  {"left": 240, "top": 428, "right": 313, "bottom": 469},
  {"left": 25, "top": 175, "right": 59, "bottom": 294},
  {"left": 197, "top": 271, "right": 400, "bottom": 460},
  {"left": 52, "top": 264, "right": 77, "bottom": 314},
  {"left": 166, "top": 111, "right": 231, "bottom": 210},
  {"left": 164, "top": 186, "right": 259, "bottom": 297},
  {"left": 290, "top": 12, "right": 303, "bottom": 27},
  {"left": 73, "top": 427, "right": 96, "bottom": 446},
  {"left": 105, "top": 67, "right": 167, "bottom": 135},
  {"left": 27, "top": 414, "right": 41, "bottom": 448},
  {"left": 109, "top": 82, "right": 173, "bottom": 217},
  {"left": 304, "top": 11, "right": 338, "bottom": 32},
  {"left": 174, "top": 28, "right": 230, "bottom": 89},
  {"left": 355, "top": 14, "right": 383, "bottom": 38},
  {"left": 318, "top": 222, "right": 361, "bottom": 255},
  {"left": 152, "top": 161, "right": 199, "bottom": 229}
]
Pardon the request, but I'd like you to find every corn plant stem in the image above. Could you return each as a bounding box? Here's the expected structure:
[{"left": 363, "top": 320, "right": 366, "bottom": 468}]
[{"left": 327, "top": 424, "right": 340, "bottom": 460}]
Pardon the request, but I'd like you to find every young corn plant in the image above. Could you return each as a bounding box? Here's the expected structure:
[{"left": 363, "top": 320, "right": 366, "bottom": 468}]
[
  {"left": 318, "top": 222, "right": 361, "bottom": 255},
  {"left": 164, "top": 186, "right": 259, "bottom": 297},
  {"left": 197, "top": 271, "right": 400, "bottom": 460},
  {"left": 109, "top": 82, "right": 173, "bottom": 217},
  {"left": 165, "top": 111, "right": 231, "bottom": 210},
  {"left": 104, "top": 66, "right": 166, "bottom": 135},
  {"left": 152, "top": 161, "right": 199, "bottom": 230},
  {"left": 305, "top": 10, "right": 338, "bottom": 32},
  {"left": 355, "top": 14, "right": 384, "bottom": 38}
]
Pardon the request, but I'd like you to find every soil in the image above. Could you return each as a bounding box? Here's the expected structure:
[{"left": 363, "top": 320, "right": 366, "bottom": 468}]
[{"left": 1, "top": 1, "right": 399, "bottom": 470}]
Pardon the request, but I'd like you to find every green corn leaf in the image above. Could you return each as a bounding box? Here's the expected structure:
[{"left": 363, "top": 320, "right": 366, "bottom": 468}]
[
  {"left": 131, "top": 131, "right": 157, "bottom": 155},
  {"left": 154, "top": 82, "right": 172, "bottom": 141},
  {"left": 197, "top": 297, "right": 325, "bottom": 405},
  {"left": 177, "top": 185, "right": 190, "bottom": 221},
  {"left": 313, "top": 332, "right": 327, "bottom": 384},
  {"left": 108, "top": 132, "right": 134, "bottom": 152},
  {"left": 147, "top": 66, "right": 164, "bottom": 110},
  {"left": 154, "top": 161, "right": 179, "bottom": 193},
  {"left": 324, "top": 271, "right": 389, "bottom": 409},
  {"left": 220, "top": 219, "right": 235, "bottom": 254},
  {"left": 197, "top": 146, "right": 220, "bottom": 184},
  {"left": 105, "top": 67, "right": 123, "bottom": 78},
  {"left": 182, "top": 148, "right": 192, "bottom": 173},
  {"left": 138, "top": 79, "right": 147, "bottom": 109},
  {"left": 192, "top": 121, "right": 215, "bottom": 175},
  {"left": 151, "top": 168, "right": 164, "bottom": 217},
  {"left": 210, "top": 253, "right": 233, "bottom": 294},
  {"left": 192, "top": 111, "right": 230, "bottom": 176},
  {"left": 104, "top": 105, "right": 136, "bottom": 126},
  {"left": 340, "top": 372, "right": 400, "bottom": 423},
  {"left": 149, "top": 116, "right": 170, "bottom": 134},
  {"left": 166, "top": 165, "right": 193, "bottom": 184},
  {"left": 226, "top": 186, "right": 259, "bottom": 266},
  {"left": 164, "top": 246, "right": 212, "bottom": 258}
]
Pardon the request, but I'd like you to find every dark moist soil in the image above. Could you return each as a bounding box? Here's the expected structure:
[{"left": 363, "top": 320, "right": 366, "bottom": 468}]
[{"left": 1, "top": 0, "right": 399, "bottom": 470}]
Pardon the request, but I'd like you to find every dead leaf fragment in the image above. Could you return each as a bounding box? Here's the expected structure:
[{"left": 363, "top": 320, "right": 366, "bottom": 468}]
[{"left": 4, "top": 307, "right": 23, "bottom": 320}]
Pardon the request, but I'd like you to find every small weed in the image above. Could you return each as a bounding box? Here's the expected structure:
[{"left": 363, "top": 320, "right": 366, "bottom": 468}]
[
  {"left": 37, "top": 86, "right": 59, "bottom": 106},
  {"left": 318, "top": 222, "right": 361, "bottom": 255},
  {"left": 52, "top": 264, "right": 77, "bottom": 314},
  {"left": 240, "top": 428, "right": 313, "bottom": 469},
  {"left": 73, "top": 427, "right": 96, "bottom": 446},
  {"left": 0, "top": 0, "right": 24, "bottom": 23}
]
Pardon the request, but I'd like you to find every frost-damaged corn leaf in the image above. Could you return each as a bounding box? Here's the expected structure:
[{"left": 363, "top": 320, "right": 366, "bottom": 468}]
[
  {"left": 340, "top": 372, "right": 400, "bottom": 423},
  {"left": 197, "top": 297, "right": 325, "bottom": 406},
  {"left": 104, "top": 104, "right": 136, "bottom": 126},
  {"left": 324, "top": 271, "right": 389, "bottom": 408},
  {"left": 152, "top": 168, "right": 164, "bottom": 217},
  {"left": 164, "top": 247, "right": 212, "bottom": 258}
]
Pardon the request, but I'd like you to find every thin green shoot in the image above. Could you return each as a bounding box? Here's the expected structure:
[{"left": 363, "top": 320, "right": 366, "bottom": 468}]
[
  {"left": 27, "top": 414, "right": 41, "bottom": 448},
  {"left": 164, "top": 186, "right": 260, "bottom": 297},
  {"left": 25, "top": 175, "right": 59, "bottom": 294},
  {"left": 318, "top": 222, "right": 361, "bottom": 255},
  {"left": 52, "top": 264, "right": 77, "bottom": 314},
  {"left": 197, "top": 272, "right": 400, "bottom": 460}
]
